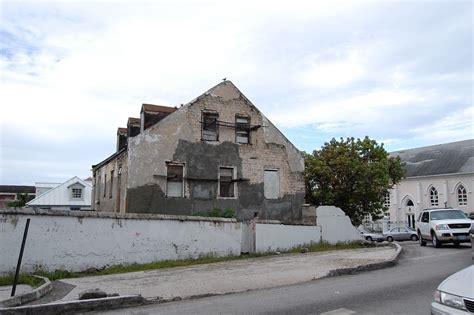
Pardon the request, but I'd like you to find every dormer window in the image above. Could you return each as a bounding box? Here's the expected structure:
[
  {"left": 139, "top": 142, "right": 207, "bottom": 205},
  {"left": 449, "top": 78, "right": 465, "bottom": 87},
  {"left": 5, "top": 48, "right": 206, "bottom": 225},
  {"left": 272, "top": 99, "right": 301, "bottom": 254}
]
[
  {"left": 69, "top": 182, "right": 85, "bottom": 201},
  {"left": 202, "top": 112, "right": 219, "bottom": 141}
]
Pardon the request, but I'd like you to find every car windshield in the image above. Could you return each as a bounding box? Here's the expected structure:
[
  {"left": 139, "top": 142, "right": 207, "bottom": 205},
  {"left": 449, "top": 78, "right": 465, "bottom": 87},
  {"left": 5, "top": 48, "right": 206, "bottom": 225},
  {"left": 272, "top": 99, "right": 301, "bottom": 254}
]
[{"left": 430, "top": 210, "right": 467, "bottom": 220}]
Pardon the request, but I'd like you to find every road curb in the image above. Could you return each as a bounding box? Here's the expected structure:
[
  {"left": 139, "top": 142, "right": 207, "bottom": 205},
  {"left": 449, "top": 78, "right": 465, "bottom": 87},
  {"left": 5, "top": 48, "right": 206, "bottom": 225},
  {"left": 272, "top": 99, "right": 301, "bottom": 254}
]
[
  {"left": 0, "top": 275, "right": 52, "bottom": 308},
  {"left": 325, "top": 242, "right": 402, "bottom": 277},
  {"left": 0, "top": 294, "right": 147, "bottom": 315}
]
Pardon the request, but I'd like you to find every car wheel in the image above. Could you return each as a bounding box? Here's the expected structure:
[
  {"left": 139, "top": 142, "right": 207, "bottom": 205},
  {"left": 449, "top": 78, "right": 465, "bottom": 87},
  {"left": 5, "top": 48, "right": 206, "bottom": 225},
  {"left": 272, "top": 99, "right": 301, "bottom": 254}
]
[
  {"left": 418, "top": 232, "right": 426, "bottom": 246},
  {"left": 387, "top": 236, "right": 394, "bottom": 242},
  {"left": 411, "top": 234, "right": 418, "bottom": 241},
  {"left": 366, "top": 236, "right": 373, "bottom": 242},
  {"left": 432, "top": 232, "right": 441, "bottom": 248}
]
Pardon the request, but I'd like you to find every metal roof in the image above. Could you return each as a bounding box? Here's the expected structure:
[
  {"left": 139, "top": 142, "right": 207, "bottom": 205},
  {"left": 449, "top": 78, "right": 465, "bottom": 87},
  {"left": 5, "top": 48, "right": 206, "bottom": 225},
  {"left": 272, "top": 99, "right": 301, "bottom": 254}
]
[{"left": 390, "top": 139, "right": 474, "bottom": 177}]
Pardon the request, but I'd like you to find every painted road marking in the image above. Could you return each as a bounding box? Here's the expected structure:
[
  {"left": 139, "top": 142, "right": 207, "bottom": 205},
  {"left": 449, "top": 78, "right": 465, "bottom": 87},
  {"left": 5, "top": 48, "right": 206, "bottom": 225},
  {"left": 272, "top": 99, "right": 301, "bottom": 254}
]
[{"left": 321, "top": 308, "right": 356, "bottom": 315}]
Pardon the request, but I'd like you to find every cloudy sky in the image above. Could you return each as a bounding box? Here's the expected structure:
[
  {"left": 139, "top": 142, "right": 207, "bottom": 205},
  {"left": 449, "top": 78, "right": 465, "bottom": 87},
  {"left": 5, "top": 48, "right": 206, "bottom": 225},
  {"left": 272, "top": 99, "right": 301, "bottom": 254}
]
[{"left": 0, "top": 0, "right": 472, "bottom": 185}]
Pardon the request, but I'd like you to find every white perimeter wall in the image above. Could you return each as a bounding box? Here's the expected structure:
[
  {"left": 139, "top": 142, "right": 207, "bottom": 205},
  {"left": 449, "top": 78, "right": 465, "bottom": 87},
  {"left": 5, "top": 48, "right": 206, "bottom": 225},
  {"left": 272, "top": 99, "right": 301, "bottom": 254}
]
[
  {"left": 317, "top": 206, "right": 363, "bottom": 243},
  {"left": 256, "top": 223, "right": 321, "bottom": 253},
  {"left": 0, "top": 211, "right": 241, "bottom": 274}
]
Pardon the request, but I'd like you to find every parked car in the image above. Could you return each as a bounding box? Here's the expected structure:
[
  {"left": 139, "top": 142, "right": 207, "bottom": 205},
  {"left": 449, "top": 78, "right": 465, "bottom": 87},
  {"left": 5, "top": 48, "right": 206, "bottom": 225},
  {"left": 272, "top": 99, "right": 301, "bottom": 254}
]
[
  {"left": 431, "top": 265, "right": 474, "bottom": 314},
  {"left": 384, "top": 226, "right": 418, "bottom": 242},
  {"left": 416, "top": 208, "right": 473, "bottom": 247},
  {"left": 359, "top": 230, "right": 384, "bottom": 242}
]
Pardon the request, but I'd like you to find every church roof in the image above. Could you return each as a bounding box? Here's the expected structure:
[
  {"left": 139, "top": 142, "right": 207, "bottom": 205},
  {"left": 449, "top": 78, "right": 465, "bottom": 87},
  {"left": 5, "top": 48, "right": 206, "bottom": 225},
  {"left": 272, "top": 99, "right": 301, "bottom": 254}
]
[{"left": 390, "top": 139, "right": 474, "bottom": 177}]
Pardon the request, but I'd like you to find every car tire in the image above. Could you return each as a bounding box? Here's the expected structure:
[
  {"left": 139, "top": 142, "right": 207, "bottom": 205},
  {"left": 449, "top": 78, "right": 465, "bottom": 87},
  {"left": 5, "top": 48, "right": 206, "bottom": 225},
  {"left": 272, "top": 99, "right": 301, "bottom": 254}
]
[
  {"left": 366, "top": 236, "right": 373, "bottom": 242},
  {"left": 411, "top": 234, "right": 418, "bottom": 241},
  {"left": 387, "top": 236, "right": 394, "bottom": 242},
  {"left": 419, "top": 232, "right": 426, "bottom": 246},
  {"left": 432, "top": 232, "right": 441, "bottom": 248}
]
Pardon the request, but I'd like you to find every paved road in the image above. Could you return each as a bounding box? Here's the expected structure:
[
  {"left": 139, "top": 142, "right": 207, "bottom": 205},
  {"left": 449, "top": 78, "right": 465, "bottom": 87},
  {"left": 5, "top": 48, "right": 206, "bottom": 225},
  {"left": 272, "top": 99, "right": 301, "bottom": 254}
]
[{"left": 94, "top": 242, "right": 472, "bottom": 315}]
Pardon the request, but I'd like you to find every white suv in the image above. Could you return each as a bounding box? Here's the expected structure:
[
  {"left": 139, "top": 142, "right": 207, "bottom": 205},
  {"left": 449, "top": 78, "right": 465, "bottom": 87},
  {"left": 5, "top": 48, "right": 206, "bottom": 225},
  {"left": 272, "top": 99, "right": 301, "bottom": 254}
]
[{"left": 416, "top": 208, "right": 473, "bottom": 248}]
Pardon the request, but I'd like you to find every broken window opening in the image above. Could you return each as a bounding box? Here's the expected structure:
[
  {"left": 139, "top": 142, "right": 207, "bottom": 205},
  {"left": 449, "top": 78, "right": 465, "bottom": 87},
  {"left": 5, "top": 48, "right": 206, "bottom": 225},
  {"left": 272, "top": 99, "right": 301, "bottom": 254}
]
[
  {"left": 235, "top": 116, "right": 250, "bottom": 144},
  {"left": 167, "top": 164, "right": 184, "bottom": 198},
  {"left": 219, "top": 167, "right": 235, "bottom": 198},
  {"left": 202, "top": 112, "right": 219, "bottom": 141}
]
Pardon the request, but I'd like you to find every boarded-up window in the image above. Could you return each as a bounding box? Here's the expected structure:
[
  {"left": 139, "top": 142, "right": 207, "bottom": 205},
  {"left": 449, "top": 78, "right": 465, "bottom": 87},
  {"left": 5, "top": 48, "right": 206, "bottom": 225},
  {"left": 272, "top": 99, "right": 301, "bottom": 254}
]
[
  {"left": 202, "top": 113, "right": 219, "bottom": 141},
  {"left": 167, "top": 164, "right": 184, "bottom": 197},
  {"left": 264, "top": 170, "right": 279, "bottom": 199},
  {"left": 219, "top": 167, "right": 235, "bottom": 198},
  {"left": 235, "top": 116, "right": 250, "bottom": 144}
]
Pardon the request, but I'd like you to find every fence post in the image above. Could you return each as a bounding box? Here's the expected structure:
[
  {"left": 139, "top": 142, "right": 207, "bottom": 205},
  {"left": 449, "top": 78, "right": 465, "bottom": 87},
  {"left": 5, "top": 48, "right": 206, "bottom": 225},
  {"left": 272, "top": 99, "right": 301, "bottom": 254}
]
[{"left": 11, "top": 218, "right": 30, "bottom": 297}]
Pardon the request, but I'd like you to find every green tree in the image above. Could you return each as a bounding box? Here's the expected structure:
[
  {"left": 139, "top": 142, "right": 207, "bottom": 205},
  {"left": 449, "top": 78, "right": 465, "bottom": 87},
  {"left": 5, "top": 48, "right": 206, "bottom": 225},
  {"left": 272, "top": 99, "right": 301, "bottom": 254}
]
[
  {"left": 305, "top": 137, "right": 405, "bottom": 226},
  {"left": 6, "top": 193, "right": 32, "bottom": 208}
]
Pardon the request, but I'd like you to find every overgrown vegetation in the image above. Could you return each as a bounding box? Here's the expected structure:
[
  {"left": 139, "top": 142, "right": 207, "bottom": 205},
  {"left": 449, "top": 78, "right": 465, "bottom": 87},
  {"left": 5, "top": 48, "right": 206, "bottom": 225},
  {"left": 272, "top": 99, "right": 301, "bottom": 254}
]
[
  {"left": 0, "top": 242, "right": 373, "bottom": 283},
  {"left": 305, "top": 137, "right": 405, "bottom": 226},
  {"left": 6, "top": 193, "right": 34, "bottom": 208},
  {"left": 192, "top": 207, "right": 236, "bottom": 218},
  {"left": 0, "top": 274, "right": 44, "bottom": 288}
]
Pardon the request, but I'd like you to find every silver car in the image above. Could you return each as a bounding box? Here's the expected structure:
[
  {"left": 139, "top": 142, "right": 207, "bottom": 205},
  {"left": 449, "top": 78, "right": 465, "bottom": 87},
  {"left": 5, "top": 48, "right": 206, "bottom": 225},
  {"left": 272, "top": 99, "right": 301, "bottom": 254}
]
[
  {"left": 384, "top": 226, "right": 418, "bottom": 242},
  {"left": 360, "top": 230, "right": 384, "bottom": 242},
  {"left": 431, "top": 265, "right": 474, "bottom": 314}
]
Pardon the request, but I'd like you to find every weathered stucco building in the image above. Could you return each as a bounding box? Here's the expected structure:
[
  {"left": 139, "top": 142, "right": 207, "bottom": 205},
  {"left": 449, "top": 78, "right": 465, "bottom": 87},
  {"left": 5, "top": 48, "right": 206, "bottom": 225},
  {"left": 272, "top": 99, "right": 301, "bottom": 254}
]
[{"left": 92, "top": 81, "right": 305, "bottom": 223}]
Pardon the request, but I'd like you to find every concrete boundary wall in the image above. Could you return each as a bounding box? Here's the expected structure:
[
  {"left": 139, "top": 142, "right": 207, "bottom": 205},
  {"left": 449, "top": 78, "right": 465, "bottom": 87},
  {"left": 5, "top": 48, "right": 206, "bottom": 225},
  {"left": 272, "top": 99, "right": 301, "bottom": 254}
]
[
  {"left": 0, "top": 209, "right": 241, "bottom": 275},
  {"left": 317, "top": 206, "right": 363, "bottom": 243},
  {"left": 255, "top": 223, "right": 321, "bottom": 253}
]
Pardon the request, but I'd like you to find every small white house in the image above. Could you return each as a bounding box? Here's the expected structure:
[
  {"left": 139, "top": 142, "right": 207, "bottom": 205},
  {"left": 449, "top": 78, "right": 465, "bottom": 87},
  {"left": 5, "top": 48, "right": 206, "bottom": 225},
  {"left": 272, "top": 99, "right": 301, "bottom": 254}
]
[{"left": 26, "top": 177, "right": 92, "bottom": 211}]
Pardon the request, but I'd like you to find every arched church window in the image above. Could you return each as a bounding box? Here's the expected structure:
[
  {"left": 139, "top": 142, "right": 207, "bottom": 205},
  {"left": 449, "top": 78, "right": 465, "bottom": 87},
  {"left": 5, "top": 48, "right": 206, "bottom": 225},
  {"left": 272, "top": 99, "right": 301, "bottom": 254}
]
[
  {"left": 430, "top": 187, "right": 438, "bottom": 206},
  {"left": 457, "top": 185, "right": 467, "bottom": 206}
]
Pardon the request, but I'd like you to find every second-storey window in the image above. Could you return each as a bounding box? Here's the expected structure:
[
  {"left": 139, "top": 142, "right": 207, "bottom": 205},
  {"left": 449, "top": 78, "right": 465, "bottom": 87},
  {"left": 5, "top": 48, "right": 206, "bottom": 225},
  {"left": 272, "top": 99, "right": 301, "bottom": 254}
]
[
  {"left": 167, "top": 164, "right": 184, "bottom": 198},
  {"left": 219, "top": 167, "right": 235, "bottom": 198},
  {"left": 235, "top": 116, "right": 250, "bottom": 144},
  {"left": 202, "top": 112, "right": 219, "bottom": 141}
]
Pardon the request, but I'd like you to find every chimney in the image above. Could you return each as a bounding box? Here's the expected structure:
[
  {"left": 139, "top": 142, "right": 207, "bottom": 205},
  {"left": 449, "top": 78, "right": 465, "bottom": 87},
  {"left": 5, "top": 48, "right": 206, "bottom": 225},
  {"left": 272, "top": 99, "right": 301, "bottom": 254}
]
[{"left": 140, "top": 104, "right": 177, "bottom": 132}]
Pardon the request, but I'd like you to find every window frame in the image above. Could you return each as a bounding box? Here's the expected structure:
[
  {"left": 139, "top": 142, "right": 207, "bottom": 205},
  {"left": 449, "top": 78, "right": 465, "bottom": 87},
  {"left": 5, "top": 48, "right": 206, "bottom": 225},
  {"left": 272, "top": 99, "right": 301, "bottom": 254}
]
[
  {"left": 429, "top": 186, "right": 439, "bottom": 206},
  {"left": 166, "top": 162, "right": 185, "bottom": 198},
  {"left": 235, "top": 115, "right": 250, "bottom": 144},
  {"left": 218, "top": 166, "right": 237, "bottom": 199},
  {"left": 457, "top": 185, "right": 467, "bottom": 206},
  {"left": 109, "top": 170, "right": 114, "bottom": 199},
  {"left": 201, "top": 112, "right": 219, "bottom": 141},
  {"left": 72, "top": 188, "right": 83, "bottom": 199}
]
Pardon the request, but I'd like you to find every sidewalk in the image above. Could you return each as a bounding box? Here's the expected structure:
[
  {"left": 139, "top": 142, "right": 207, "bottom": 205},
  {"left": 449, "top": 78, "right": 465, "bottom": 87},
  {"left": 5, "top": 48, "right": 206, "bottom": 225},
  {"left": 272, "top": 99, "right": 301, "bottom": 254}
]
[
  {"left": 0, "top": 245, "right": 400, "bottom": 313},
  {"left": 57, "top": 245, "right": 399, "bottom": 302}
]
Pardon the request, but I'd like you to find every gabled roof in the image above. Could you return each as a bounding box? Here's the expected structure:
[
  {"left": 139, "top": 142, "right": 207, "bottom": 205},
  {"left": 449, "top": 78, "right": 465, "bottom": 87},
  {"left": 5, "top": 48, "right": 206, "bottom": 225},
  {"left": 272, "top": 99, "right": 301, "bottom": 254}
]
[
  {"left": 26, "top": 176, "right": 92, "bottom": 207},
  {"left": 390, "top": 139, "right": 474, "bottom": 177}
]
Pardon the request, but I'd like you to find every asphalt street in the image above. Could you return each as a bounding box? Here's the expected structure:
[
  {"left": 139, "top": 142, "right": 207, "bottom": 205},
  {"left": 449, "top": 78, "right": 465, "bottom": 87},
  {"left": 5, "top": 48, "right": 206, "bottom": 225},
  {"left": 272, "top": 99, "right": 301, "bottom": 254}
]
[{"left": 92, "top": 242, "right": 472, "bottom": 315}]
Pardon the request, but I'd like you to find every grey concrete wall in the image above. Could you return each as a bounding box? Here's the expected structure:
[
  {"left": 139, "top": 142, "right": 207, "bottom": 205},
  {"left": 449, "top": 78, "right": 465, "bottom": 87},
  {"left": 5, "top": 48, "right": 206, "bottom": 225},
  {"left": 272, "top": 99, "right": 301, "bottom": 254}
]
[
  {"left": 255, "top": 223, "right": 321, "bottom": 253},
  {"left": 0, "top": 209, "right": 242, "bottom": 274},
  {"left": 316, "top": 206, "right": 364, "bottom": 243}
]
